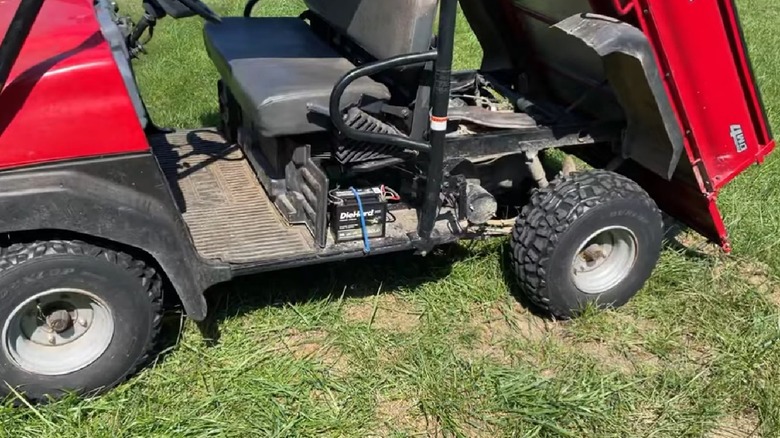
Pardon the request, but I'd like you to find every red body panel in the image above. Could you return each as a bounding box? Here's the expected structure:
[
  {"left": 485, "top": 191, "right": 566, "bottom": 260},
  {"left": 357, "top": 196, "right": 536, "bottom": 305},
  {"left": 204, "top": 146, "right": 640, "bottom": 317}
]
[{"left": 0, "top": 0, "right": 148, "bottom": 170}]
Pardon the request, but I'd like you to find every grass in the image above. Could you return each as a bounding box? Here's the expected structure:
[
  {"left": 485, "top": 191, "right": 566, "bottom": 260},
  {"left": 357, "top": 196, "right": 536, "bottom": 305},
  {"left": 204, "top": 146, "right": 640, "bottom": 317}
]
[{"left": 2, "top": 1, "right": 780, "bottom": 436}]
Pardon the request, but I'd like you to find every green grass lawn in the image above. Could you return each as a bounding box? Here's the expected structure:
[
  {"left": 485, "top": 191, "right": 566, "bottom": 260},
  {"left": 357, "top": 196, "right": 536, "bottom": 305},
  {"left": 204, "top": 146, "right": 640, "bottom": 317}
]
[{"left": 3, "top": 1, "right": 780, "bottom": 436}]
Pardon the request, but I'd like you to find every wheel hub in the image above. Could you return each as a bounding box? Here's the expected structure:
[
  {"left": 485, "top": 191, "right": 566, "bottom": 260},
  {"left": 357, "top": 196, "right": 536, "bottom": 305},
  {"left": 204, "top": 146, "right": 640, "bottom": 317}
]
[
  {"left": 571, "top": 226, "right": 639, "bottom": 295},
  {"left": 2, "top": 288, "right": 114, "bottom": 376},
  {"left": 578, "top": 244, "right": 609, "bottom": 270},
  {"left": 44, "top": 308, "right": 73, "bottom": 334}
]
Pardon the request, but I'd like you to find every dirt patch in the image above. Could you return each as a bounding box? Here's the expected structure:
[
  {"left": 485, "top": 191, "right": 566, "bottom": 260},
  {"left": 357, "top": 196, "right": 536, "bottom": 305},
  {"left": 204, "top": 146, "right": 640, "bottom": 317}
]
[
  {"left": 376, "top": 344, "right": 408, "bottom": 369},
  {"left": 472, "top": 326, "right": 512, "bottom": 365},
  {"left": 741, "top": 261, "right": 772, "bottom": 294},
  {"left": 342, "top": 295, "right": 421, "bottom": 333},
  {"left": 677, "top": 231, "right": 722, "bottom": 257},
  {"left": 614, "top": 311, "right": 659, "bottom": 334},
  {"left": 631, "top": 403, "right": 660, "bottom": 432},
  {"left": 466, "top": 301, "right": 558, "bottom": 365},
  {"left": 680, "top": 331, "right": 714, "bottom": 365},
  {"left": 459, "top": 417, "right": 502, "bottom": 437},
  {"left": 275, "top": 328, "right": 349, "bottom": 373},
  {"left": 576, "top": 341, "right": 659, "bottom": 374},
  {"left": 279, "top": 329, "right": 326, "bottom": 357},
  {"left": 485, "top": 301, "right": 555, "bottom": 341},
  {"left": 722, "top": 259, "right": 780, "bottom": 306},
  {"left": 713, "top": 259, "right": 774, "bottom": 295},
  {"left": 735, "top": 261, "right": 780, "bottom": 308},
  {"left": 708, "top": 411, "right": 761, "bottom": 438},
  {"left": 767, "top": 290, "right": 780, "bottom": 308},
  {"left": 373, "top": 397, "right": 440, "bottom": 437}
]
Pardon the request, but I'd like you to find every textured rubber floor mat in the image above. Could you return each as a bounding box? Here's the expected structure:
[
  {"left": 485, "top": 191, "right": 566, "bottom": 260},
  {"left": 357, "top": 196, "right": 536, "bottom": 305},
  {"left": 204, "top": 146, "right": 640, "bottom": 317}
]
[{"left": 151, "top": 130, "right": 311, "bottom": 263}]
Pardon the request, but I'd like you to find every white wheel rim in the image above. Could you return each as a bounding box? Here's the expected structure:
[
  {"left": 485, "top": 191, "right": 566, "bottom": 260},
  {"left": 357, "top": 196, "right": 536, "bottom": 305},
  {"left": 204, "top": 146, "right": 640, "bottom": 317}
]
[
  {"left": 2, "top": 288, "right": 114, "bottom": 376},
  {"left": 571, "top": 226, "right": 638, "bottom": 295}
]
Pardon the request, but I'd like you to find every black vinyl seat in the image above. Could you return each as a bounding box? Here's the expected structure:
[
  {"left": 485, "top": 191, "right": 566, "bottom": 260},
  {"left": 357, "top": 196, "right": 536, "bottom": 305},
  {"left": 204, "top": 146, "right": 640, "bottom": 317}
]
[{"left": 204, "top": 17, "right": 390, "bottom": 138}]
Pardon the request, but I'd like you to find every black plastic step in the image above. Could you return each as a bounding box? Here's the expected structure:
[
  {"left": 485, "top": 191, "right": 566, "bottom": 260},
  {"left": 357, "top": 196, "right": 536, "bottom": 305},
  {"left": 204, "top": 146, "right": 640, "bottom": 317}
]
[{"left": 284, "top": 145, "right": 329, "bottom": 247}]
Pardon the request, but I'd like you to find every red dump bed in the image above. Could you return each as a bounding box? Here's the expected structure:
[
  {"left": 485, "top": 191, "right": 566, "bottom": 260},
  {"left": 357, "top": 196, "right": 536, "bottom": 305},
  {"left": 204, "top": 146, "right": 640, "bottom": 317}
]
[
  {"left": 502, "top": 0, "right": 774, "bottom": 250},
  {"left": 636, "top": 0, "right": 775, "bottom": 184}
]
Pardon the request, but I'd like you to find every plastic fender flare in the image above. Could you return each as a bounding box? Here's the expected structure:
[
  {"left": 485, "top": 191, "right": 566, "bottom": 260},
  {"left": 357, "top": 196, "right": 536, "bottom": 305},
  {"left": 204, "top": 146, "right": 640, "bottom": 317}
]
[
  {"left": 554, "top": 13, "right": 685, "bottom": 180},
  {"left": 0, "top": 155, "right": 231, "bottom": 321}
]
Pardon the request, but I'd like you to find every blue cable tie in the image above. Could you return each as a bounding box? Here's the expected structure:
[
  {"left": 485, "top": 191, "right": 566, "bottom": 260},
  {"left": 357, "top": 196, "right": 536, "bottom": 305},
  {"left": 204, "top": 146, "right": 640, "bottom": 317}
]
[{"left": 350, "top": 187, "right": 371, "bottom": 254}]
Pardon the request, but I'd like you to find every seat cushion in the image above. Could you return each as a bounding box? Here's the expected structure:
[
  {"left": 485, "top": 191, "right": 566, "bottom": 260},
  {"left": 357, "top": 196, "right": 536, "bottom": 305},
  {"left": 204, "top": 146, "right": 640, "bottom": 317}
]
[{"left": 204, "top": 17, "right": 390, "bottom": 137}]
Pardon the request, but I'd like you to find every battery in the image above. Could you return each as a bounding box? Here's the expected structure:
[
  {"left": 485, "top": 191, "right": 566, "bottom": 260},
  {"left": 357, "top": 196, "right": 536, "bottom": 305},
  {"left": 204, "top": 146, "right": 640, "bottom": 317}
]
[{"left": 330, "top": 187, "right": 387, "bottom": 243}]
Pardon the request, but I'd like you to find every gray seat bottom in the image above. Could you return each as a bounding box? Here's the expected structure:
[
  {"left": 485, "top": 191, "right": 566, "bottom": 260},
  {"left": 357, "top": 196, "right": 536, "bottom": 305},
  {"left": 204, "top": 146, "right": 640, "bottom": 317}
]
[{"left": 204, "top": 17, "right": 391, "bottom": 138}]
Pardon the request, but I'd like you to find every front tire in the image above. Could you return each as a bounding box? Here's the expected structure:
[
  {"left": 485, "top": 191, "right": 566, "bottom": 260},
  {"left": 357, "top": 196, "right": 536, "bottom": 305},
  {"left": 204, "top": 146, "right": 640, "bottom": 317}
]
[
  {"left": 510, "top": 170, "right": 663, "bottom": 319},
  {"left": 0, "top": 241, "right": 162, "bottom": 402}
]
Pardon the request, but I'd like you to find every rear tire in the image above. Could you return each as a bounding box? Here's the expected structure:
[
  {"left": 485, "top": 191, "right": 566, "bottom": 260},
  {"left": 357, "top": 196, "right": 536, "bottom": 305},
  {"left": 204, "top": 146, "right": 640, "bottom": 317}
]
[
  {"left": 0, "top": 240, "right": 162, "bottom": 402},
  {"left": 510, "top": 170, "right": 663, "bottom": 319}
]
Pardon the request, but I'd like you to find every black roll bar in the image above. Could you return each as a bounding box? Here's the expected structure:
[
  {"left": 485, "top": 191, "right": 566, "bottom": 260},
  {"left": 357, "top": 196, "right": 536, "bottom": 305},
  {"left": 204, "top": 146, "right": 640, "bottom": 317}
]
[
  {"left": 328, "top": 51, "right": 437, "bottom": 153},
  {"left": 0, "top": 0, "right": 46, "bottom": 93},
  {"left": 418, "top": 0, "right": 457, "bottom": 240},
  {"left": 327, "top": 0, "right": 458, "bottom": 242}
]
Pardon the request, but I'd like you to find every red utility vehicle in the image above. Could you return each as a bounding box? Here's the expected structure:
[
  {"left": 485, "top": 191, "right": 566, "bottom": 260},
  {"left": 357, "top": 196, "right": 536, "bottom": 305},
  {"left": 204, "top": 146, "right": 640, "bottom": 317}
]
[{"left": 0, "top": 0, "right": 772, "bottom": 400}]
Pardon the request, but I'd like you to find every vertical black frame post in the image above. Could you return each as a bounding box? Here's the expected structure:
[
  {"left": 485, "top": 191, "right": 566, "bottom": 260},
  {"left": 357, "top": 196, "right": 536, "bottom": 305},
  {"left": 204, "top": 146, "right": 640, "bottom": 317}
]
[
  {"left": 0, "top": 0, "right": 46, "bottom": 92},
  {"left": 418, "top": 0, "right": 457, "bottom": 240}
]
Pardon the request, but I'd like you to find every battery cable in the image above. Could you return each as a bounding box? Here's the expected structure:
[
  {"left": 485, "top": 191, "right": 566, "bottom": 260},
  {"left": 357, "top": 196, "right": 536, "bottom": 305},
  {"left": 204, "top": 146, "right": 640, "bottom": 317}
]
[
  {"left": 350, "top": 187, "right": 371, "bottom": 254},
  {"left": 380, "top": 184, "right": 401, "bottom": 202}
]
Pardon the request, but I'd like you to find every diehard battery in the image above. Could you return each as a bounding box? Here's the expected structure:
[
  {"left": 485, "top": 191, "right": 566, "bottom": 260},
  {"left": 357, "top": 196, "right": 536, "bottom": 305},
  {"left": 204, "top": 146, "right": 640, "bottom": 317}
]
[{"left": 330, "top": 187, "right": 387, "bottom": 243}]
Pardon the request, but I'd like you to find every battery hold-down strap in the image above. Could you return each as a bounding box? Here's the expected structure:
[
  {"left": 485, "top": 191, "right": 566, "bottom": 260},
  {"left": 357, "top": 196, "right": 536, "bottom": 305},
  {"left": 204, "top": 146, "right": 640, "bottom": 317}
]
[{"left": 350, "top": 187, "right": 371, "bottom": 254}]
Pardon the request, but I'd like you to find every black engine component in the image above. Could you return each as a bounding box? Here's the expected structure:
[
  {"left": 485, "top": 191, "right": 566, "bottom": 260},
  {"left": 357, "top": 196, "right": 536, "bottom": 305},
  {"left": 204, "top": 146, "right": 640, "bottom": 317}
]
[
  {"left": 334, "top": 108, "right": 407, "bottom": 165},
  {"left": 464, "top": 182, "right": 497, "bottom": 225}
]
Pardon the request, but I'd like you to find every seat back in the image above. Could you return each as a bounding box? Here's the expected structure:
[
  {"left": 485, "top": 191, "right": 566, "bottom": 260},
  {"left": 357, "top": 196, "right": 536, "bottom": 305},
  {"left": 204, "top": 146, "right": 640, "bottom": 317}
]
[{"left": 304, "top": 0, "right": 438, "bottom": 60}]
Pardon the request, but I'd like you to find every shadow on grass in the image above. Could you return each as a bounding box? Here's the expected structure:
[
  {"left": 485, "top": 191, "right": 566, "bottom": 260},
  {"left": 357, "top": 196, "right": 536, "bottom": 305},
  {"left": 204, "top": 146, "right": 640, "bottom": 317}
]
[
  {"left": 662, "top": 218, "right": 720, "bottom": 261},
  {"left": 195, "top": 244, "right": 473, "bottom": 345}
]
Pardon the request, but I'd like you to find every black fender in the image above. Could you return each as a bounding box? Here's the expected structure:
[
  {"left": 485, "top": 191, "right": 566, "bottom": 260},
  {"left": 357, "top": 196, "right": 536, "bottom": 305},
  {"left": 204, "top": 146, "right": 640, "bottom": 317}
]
[
  {"left": 0, "top": 153, "right": 231, "bottom": 320},
  {"left": 554, "top": 14, "right": 685, "bottom": 180}
]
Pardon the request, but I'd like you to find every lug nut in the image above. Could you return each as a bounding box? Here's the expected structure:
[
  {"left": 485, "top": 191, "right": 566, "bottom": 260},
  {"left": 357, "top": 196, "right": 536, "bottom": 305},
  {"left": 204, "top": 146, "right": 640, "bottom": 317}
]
[
  {"left": 78, "top": 318, "right": 87, "bottom": 327},
  {"left": 47, "top": 334, "right": 56, "bottom": 345}
]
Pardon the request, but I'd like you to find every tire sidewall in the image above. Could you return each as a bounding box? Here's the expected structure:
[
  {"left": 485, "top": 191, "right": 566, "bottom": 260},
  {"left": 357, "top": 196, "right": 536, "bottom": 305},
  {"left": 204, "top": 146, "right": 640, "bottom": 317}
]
[
  {"left": 0, "top": 254, "right": 155, "bottom": 399},
  {"left": 544, "top": 197, "right": 662, "bottom": 313}
]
